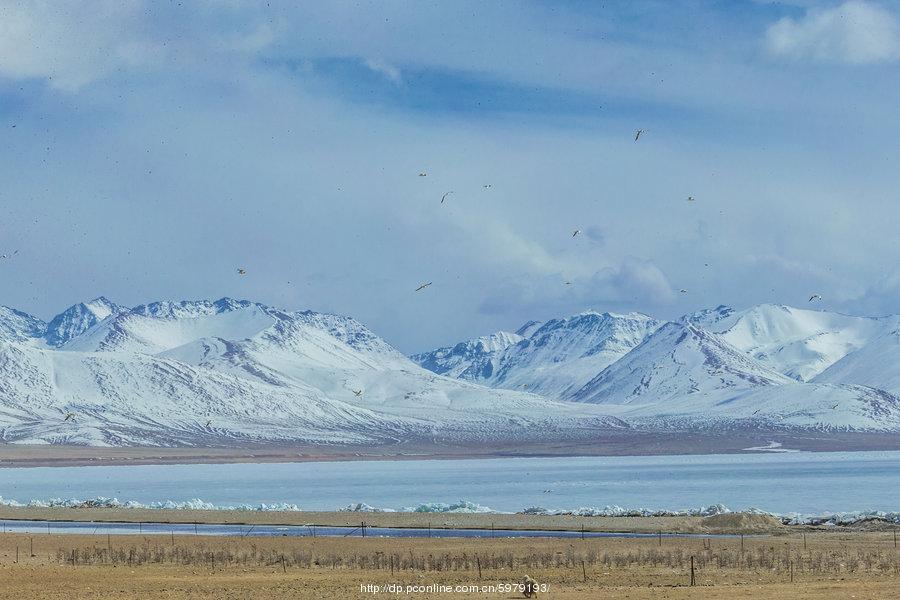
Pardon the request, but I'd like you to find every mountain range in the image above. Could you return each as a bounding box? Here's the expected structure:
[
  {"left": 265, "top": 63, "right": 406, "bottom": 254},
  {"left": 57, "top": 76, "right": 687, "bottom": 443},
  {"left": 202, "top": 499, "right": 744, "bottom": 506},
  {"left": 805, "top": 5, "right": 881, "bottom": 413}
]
[
  {"left": 1, "top": 298, "right": 899, "bottom": 447},
  {"left": 0, "top": 297, "right": 621, "bottom": 446},
  {"left": 413, "top": 303, "right": 900, "bottom": 431}
]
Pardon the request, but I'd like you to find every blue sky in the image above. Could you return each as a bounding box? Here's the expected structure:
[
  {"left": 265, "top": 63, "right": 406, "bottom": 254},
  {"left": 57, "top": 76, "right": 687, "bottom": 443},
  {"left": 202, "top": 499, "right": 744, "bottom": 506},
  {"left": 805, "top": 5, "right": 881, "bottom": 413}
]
[{"left": 1, "top": 0, "right": 900, "bottom": 352}]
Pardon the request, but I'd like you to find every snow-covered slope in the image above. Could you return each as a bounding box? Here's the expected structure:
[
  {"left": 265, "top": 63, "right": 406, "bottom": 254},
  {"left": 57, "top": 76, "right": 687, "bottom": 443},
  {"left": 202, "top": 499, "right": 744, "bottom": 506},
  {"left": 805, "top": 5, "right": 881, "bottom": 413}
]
[
  {"left": 0, "top": 306, "right": 45, "bottom": 343},
  {"left": 686, "top": 304, "right": 895, "bottom": 382},
  {"left": 572, "top": 322, "right": 792, "bottom": 404},
  {"left": 815, "top": 326, "right": 900, "bottom": 394},
  {"left": 0, "top": 297, "right": 624, "bottom": 446},
  {"left": 412, "top": 311, "right": 662, "bottom": 398},
  {"left": 570, "top": 322, "right": 900, "bottom": 430}
]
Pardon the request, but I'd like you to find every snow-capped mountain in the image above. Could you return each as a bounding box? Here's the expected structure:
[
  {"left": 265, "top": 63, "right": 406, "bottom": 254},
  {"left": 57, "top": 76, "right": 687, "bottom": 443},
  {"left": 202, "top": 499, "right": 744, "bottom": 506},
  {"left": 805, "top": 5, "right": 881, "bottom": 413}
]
[
  {"left": 564, "top": 321, "right": 900, "bottom": 429},
  {"left": 44, "top": 297, "right": 125, "bottom": 347},
  {"left": 2, "top": 297, "right": 900, "bottom": 447},
  {"left": 571, "top": 322, "right": 792, "bottom": 404},
  {"left": 416, "top": 304, "right": 900, "bottom": 431},
  {"left": 686, "top": 304, "right": 897, "bottom": 382},
  {"left": 0, "top": 297, "right": 623, "bottom": 446},
  {"left": 412, "top": 311, "right": 663, "bottom": 398}
]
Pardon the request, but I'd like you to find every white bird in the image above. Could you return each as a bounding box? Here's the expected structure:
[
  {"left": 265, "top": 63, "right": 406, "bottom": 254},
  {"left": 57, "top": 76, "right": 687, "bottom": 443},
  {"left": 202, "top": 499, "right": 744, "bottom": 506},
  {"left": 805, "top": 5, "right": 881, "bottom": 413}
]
[
  {"left": 353, "top": 389, "right": 363, "bottom": 397},
  {"left": 415, "top": 282, "right": 432, "bottom": 292},
  {"left": 441, "top": 191, "right": 453, "bottom": 204},
  {"left": 634, "top": 129, "right": 644, "bottom": 141},
  {"left": 809, "top": 294, "right": 822, "bottom": 302},
  {"left": 679, "top": 288, "right": 688, "bottom": 293},
  {"left": 686, "top": 196, "right": 695, "bottom": 202},
  {"left": 483, "top": 184, "right": 492, "bottom": 189},
  {"left": 237, "top": 268, "right": 246, "bottom": 275},
  {"left": 572, "top": 229, "right": 580, "bottom": 237}
]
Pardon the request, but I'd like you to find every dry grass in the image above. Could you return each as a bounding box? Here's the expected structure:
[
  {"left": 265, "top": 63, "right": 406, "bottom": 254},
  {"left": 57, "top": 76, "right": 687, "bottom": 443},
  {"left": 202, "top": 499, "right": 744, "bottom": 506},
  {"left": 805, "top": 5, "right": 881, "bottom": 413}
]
[{"left": 0, "top": 530, "right": 896, "bottom": 598}]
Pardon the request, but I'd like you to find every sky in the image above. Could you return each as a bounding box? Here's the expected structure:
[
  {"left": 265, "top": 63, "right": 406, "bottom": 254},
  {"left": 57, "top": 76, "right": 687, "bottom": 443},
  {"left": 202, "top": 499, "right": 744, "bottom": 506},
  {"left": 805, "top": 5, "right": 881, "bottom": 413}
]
[{"left": 1, "top": 0, "right": 900, "bottom": 353}]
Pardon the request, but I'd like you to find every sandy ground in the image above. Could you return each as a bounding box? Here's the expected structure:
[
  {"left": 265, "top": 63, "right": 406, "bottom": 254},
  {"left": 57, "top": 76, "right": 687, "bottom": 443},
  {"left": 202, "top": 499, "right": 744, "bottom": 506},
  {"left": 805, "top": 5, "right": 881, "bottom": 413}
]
[
  {"left": 0, "top": 530, "right": 895, "bottom": 599},
  {"left": 0, "top": 506, "right": 792, "bottom": 534},
  {"left": 1, "top": 430, "right": 899, "bottom": 468}
]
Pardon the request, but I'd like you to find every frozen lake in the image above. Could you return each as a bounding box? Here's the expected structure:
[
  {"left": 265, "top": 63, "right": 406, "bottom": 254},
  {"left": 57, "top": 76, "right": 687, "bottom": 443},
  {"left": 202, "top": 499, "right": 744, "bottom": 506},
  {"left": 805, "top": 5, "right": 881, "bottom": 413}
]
[{"left": 0, "top": 450, "right": 898, "bottom": 514}]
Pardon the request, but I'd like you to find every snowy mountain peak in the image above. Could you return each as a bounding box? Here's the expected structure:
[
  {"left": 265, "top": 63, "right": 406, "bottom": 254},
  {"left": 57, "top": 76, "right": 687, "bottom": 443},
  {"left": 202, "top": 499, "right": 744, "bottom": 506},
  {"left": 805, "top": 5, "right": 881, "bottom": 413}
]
[
  {"left": 44, "top": 297, "right": 125, "bottom": 347},
  {"left": 0, "top": 306, "right": 46, "bottom": 342},
  {"left": 130, "top": 297, "right": 259, "bottom": 320},
  {"left": 571, "top": 321, "right": 791, "bottom": 405},
  {"left": 685, "top": 303, "right": 896, "bottom": 382},
  {"left": 410, "top": 330, "right": 524, "bottom": 380},
  {"left": 413, "top": 309, "right": 663, "bottom": 399},
  {"left": 515, "top": 319, "right": 543, "bottom": 337}
]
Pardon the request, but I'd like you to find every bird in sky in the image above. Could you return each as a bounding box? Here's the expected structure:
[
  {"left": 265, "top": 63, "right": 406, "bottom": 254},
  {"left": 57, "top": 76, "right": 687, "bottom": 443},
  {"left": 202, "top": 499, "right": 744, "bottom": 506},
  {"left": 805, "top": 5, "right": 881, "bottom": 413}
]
[
  {"left": 0, "top": 250, "right": 18, "bottom": 259},
  {"left": 752, "top": 409, "right": 761, "bottom": 415},
  {"left": 809, "top": 294, "right": 823, "bottom": 302},
  {"left": 63, "top": 412, "right": 76, "bottom": 422},
  {"left": 572, "top": 229, "right": 580, "bottom": 237},
  {"left": 680, "top": 288, "right": 688, "bottom": 293},
  {"left": 564, "top": 281, "right": 572, "bottom": 285},
  {"left": 415, "top": 282, "right": 432, "bottom": 292},
  {"left": 441, "top": 191, "right": 453, "bottom": 204},
  {"left": 483, "top": 184, "right": 492, "bottom": 189},
  {"left": 237, "top": 268, "right": 246, "bottom": 275},
  {"left": 205, "top": 419, "right": 212, "bottom": 428},
  {"left": 831, "top": 403, "right": 839, "bottom": 410},
  {"left": 687, "top": 196, "right": 695, "bottom": 202},
  {"left": 353, "top": 389, "right": 363, "bottom": 397},
  {"left": 418, "top": 172, "right": 427, "bottom": 177},
  {"left": 634, "top": 129, "right": 644, "bottom": 141}
]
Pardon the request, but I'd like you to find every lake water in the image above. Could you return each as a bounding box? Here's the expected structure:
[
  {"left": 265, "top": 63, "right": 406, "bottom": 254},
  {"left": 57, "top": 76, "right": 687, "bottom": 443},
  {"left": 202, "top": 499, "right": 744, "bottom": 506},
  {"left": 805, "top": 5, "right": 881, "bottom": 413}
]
[{"left": 0, "top": 450, "right": 898, "bottom": 514}]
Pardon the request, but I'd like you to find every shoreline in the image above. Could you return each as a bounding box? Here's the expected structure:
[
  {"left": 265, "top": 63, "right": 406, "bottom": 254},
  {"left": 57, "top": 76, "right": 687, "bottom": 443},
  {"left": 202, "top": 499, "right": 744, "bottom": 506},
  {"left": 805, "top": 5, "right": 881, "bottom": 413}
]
[
  {"left": 2, "top": 430, "right": 899, "bottom": 468},
  {"left": 0, "top": 506, "right": 893, "bottom": 535},
  {"left": 0, "top": 507, "right": 787, "bottom": 534}
]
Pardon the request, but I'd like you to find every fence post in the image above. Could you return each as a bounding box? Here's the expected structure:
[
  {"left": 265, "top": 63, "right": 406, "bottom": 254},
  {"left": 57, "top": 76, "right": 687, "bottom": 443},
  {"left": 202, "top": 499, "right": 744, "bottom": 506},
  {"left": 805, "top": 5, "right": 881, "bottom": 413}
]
[
  {"left": 581, "top": 560, "right": 586, "bottom": 582},
  {"left": 476, "top": 555, "right": 482, "bottom": 580},
  {"left": 690, "top": 555, "right": 695, "bottom": 586}
]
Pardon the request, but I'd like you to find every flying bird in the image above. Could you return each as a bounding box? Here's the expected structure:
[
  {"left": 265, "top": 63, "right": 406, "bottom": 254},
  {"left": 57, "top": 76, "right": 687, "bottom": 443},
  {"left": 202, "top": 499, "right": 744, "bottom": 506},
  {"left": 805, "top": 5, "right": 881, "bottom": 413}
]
[
  {"left": 831, "top": 403, "right": 839, "bottom": 410},
  {"left": 353, "top": 389, "right": 363, "bottom": 397},
  {"left": 752, "top": 409, "right": 761, "bottom": 415},
  {"left": 572, "top": 229, "right": 580, "bottom": 237},
  {"left": 237, "top": 268, "right": 246, "bottom": 275},
  {"left": 415, "top": 282, "right": 432, "bottom": 292},
  {"left": 809, "top": 294, "right": 822, "bottom": 302},
  {"left": 686, "top": 196, "right": 695, "bottom": 202},
  {"left": 634, "top": 129, "right": 644, "bottom": 141},
  {"left": 205, "top": 419, "right": 212, "bottom": 428},
  {"left": 63, "top": 412, "right": 76, "bottom": 422},
  {"left": 483, "top": 184, "right": 492, "bottom": 189},
  {"left": 0, "top": 250, "right": 18, "bottom": 259},
  {"left": 418, "top": 172, "right": 427, "bottom": 177},
  {"left": 679, "top": 288, "right": 688, "bottom": 293},
  {"left": 440, "top": 191, "right": 453, "bottom": 204}
]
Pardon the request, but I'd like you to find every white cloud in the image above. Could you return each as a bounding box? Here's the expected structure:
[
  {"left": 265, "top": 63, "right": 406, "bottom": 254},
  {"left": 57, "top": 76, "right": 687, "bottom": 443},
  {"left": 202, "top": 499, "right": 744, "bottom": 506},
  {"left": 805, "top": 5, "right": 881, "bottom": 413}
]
[
  {"left": 0, "top": 1, "right": 279, "bottom": 90},
  {"left": 765, "top": 1, "right": 900, "bottom": 64},
  {"left": 362, "top": 58, "right": 402, "bottom": 84}
]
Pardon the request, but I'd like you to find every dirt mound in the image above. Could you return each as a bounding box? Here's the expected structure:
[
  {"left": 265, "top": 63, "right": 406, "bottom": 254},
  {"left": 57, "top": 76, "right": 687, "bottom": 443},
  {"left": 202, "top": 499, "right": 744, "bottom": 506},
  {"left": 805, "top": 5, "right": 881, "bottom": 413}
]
[{"left": 701, "top": 512, "right": 783, "bottom": 532}]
